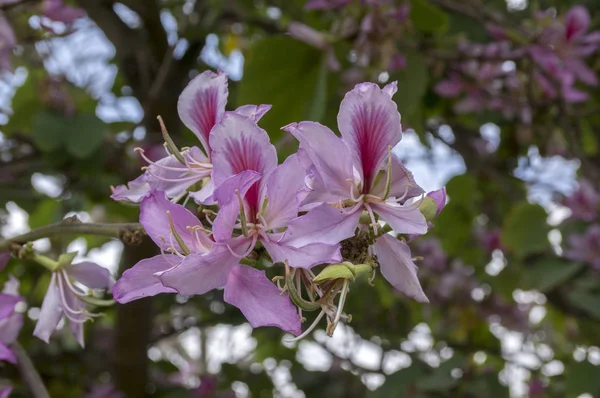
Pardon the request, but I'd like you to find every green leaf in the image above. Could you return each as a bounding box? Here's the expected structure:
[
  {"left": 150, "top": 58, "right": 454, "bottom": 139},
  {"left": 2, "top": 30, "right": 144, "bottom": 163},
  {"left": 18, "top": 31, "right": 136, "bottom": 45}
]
[
  {"left": 409, "top": 0, "right": 449, "bottom": 33},
  {"left": 32, "top": 111, "right": 67, "bottom": 152},
  {"left": 523, "top": 260, "right": 585, "bottom": 293},
  {"left": 307, "top": 52, "right": 328, "bottom": 122},
  {"left": 31, "top": 111, "right": 107, "bottom": 158},
  {"left": 565, "top": 360, "right": 600, "bottom": 396},
  {"left": 390, "top": 51, "right": 429, "bottom": 133},
  {"left": 29, "top": 199, "right": 61, "bottom": 229},
  {"left": 501, "top": 202, "right": 549, "bottom": 257},
  {"left": 237, "top": 36, "right": 324, "bottom": 144},
  {"left": 2, "top": 70, "right": 43, "bottom": 135},
  {"left": 368, "top": 363, "right": 427, "bottom": 398},
  {"left": 464, "top": 373, "right": 509, "bottom": 398},
  {"left": 581, "top": 119, "right": 598, "bottom": 156},
  {"left": 567, "top": 291, "right": 600, "bottom": 320},
  {"left": 65, "top": 113, "right": 108, "bottom": 158}
]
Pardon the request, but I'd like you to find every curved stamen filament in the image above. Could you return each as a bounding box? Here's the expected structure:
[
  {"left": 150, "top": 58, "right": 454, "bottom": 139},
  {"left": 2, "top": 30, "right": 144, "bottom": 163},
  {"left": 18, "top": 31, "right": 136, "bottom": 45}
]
[
  {"left": 285, "top": 310, "right": 325, "bottom": 343},
  {"left": 382, "top": 146, "right": 393, "bottom": 200},
  {"left": 56, "top": 272, "right": 99, "bottom": 323},
  {"left": 364, "top": 202, "right": 379, "bottom": 235},
  {"left": 144, "top": 169, "right": 202, "bottom": 184},
  {"left": 333, "top": 280, "right": 350, "bottom": 326},
  {"left": 226, "top": 234, "right": 257, "bottom": 259},
  {"left": 135, "top": 148, "right": 192, "bottom": 172}
]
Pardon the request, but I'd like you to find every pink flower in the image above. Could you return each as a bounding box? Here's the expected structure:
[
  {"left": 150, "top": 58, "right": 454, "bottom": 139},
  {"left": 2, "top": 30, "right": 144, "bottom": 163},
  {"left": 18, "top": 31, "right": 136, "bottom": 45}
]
[
  {"left": 284, "top": 81, "right": 430, "bottom": 302},
  {"left": 564, "top": 224, "right": 600, "bottom": 269},
  {"left": 112, "top": 71, "right": 271, "bottom": 203},
  {"left": 563, "top": 179, "right": 600, "bottom": 221}
]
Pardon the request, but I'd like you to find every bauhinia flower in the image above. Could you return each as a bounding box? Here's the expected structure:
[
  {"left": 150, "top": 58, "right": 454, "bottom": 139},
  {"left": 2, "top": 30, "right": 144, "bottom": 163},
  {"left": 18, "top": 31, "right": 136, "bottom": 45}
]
[
  {"left": 34, "top": 256, "right": 114, "bottom": 347},
  {"left": 113, "top": 188, "right": 304, "bottom": 335},
  {"left": 283, "top": 82, "right": 440, "bottom": 302},
  {"left": 0, "top": 276, "right": 23, "bottom": 364},
  {"left": 156, "top": 113, "right": 349, "bottom": 334},
  {"left": 530, "top": 6, "right": 600, "bottom": 102},
  {"left": 111, "top": 70, "right": 271, "bottom": 203}
]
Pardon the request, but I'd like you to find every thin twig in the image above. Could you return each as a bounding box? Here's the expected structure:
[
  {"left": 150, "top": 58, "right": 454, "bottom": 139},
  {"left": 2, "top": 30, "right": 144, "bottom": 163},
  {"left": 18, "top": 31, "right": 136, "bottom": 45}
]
[
  {"left": 11, "top": 342, "right": 51, "bottom": 398},
  {"left": 0, "top": 216, "right": 144, "bottom": 252}
]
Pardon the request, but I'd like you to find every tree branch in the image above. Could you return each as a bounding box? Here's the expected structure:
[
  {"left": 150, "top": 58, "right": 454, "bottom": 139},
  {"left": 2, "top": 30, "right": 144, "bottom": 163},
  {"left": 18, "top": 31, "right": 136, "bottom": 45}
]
[{"left": 0, "top": 216, "right": 144, "bottom": 252}]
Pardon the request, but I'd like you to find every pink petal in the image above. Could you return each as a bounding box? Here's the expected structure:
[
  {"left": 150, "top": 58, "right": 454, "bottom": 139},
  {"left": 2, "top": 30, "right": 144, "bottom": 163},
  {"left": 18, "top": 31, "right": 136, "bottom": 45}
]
[
  {"left": 112, "top": 255, "right": 179, "bottom": 304},
  {"left": 262, "top": 155, "right": 306, "bottom": 230},
  {"left": 0, "top": 342, "right": 15, "bottom": 364},
  {"left": 33, "top": 274, "right": 63, "bottom": 343},
  {"left": 427, "top": 187, "right": 447, "bottom": 216},
  {"left": 263, "top": 235, "right": 342, "bottom": 269},
  {"left": 284, "top": 203, "right": 361, "bottom": 247},
  {"left": 224, "top": 265, "right": 301, "bottom": 336},
  {"left": 0, "top": 294, "right": 19, "bottom": 320},
  {"left": 370, "top": 154, "right": 424, "bottom": 200},
  {"left": 370, "top": 201, "right": 428, "bottom": 235},
  {"left": 42, "top": 0, "right": 86, "bottom": 23},
  {"left": 0, "top": 387, "right": 12, "bottom": 398},
  {"left": 338, "top": 82, "right": 402, "bottom": 190},
  {"left": 234, "top": 104, "right": 272, "bottom": 123},
  {"left": 158, "top": 246, "right": 239, "bottom": 296},
  {"left": 565, "top": 58, "right": 598, "bottom": 86},
  {"left": 178, "top": 70, "right": 228, "bottom": 154},
  {"left": 110, "top": 176, "right": 152, "bottom": 203},
  {"left": 283, "top": 121, "right": 354, "bottom": 197},
  {"left": 0, "top": 312, "right": 23, "bottom": 344},
  {"left": 210, "top": 112, "right": 277, "bottom": 186},
  {"left": 565, "top": 6, "right": 590, "bottom": 42},
  {"left": 373, "top": 234, "right": 428, "bottom": 303},
  {"left": 212, "top": 170, "right": 262, "bottom": 242},
  {"left": 189, "top": 178, "right": 216, "bottom": 205},
  {"left": 139, "top": 190, "right": 205, "bottom": 253},
  {"left": 65, "top": 261, "right": 114, "bottom": 290}
]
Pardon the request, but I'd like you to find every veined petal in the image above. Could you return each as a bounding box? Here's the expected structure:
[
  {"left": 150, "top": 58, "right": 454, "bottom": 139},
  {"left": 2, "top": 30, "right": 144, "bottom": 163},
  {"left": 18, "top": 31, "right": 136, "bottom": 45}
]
[
  {"left": 370, "top": 154, "right": 424, "bottom": 200},
  {"left": 212, "top": 170, "right": 262, "bottom": 242},
  {"left": 110, "top": 175, "right": 152, "bottom": 203},
  {"left": 0, "top": 294, "right": 19, "bottom": 320},
  {"left": 262, "top": 155, "right": 305, "bottom": 230},
  {"left": 112, "top": 255, "right": 179, "bottom": 304},
  {"left": 210, "top": 112, "right": 277, "bottom": 186},
  {"left": 338, "top": 82, "right": 402, "bottom": 190},
  {"left": 140, "top": 190, "right": 204, "bottom": 253},
  {"left": 190, "top": 178, "right": 216, "bottom": 205},
  {"left": 65, "top": 262, "right": 114, "bottom": 290},
  {"left": 157, "top": 245, "right": 238, "bottom": 296},
  {"left": 373, "top": 234, "right": 428, "bottom": 303},
  {"left": 283, "top": 121, "right": 354, "bottom": 197},
  {"left": 382, "top": 81, "right": 398, "bottom": 98},
  {"left": 565, "top": 6, "right": 590, "bottom": 42},
  {"left": 371, "top": 201, "right": 427, "bottom": 235},
  {"left": 234, "top": 104, "right": 272, "bottom": 123},
  {"left": 33, "top": 274, "right": 63, "bottom": 343},
  {"left": 263, "top": 235, "right": 342, "bottom": 269},
  {"left": 284, "top": 203, "right": 361, "bottom": 247},
  {"left": 224, "top": 265, "right": 301, "bottom": 336},
  {"left": 0, "top": 341, "right": 15, "bottom": 364},
  {"left": 178, "top": 70, "right": 228, "bottom": 154}
]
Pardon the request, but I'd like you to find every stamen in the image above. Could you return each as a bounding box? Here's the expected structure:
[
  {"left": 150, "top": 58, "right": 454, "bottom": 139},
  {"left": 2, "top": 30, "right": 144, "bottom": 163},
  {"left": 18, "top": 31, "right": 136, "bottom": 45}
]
[
  {"left": 259, "top": 197, "right": 269, "bottom": 216},
  {"left": 56, "top": 272, "right": 99, "bottom": 323},
  {"left": 382, "top": 146, "right": 393, "bottom": 200},
  {"left": 166, "top": 210, "right": 191, "bottom": 255},
  {"left": 284, "top": 310, "right": 325, "bottom": 343},
  {"left": 333, "top": 280, "right": 350, "bottom": 326},
  {"left": 144, "top": 169, "right": 201, "bottom": 184},
  {"left": 157, "top": 115, "right": 186, "bottom": 165},
  {"left": 236, "top": 189, "right": 249, "bottom": 237},
  {"left": 202, "top": 209, "right": 216, "bottom": 225},
  {"left": 364, "top": 202, "right": 379, "bottom": 235},
  {"left": 134, "top": 148, "right": 191, "bottom": 172},
  {"left": 347, "top": 179, "right": 364, "bottom": 202}
]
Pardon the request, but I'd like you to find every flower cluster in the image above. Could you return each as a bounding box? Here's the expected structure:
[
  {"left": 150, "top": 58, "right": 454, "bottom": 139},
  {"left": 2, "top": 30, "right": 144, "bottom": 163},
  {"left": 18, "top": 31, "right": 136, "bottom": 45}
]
[
  {"left": 112, "top": 70, "right": 445, "bottom": 337},
  {"left": 562, "top": 179, "right": 600, "bottom": 269}
]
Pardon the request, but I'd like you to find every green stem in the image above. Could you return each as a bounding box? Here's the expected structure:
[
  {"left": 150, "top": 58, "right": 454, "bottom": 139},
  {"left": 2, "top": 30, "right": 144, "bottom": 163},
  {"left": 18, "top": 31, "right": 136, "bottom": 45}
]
[{"left": 12, "top": 342, "right": 51, "bottom": 398}]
